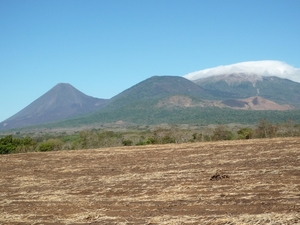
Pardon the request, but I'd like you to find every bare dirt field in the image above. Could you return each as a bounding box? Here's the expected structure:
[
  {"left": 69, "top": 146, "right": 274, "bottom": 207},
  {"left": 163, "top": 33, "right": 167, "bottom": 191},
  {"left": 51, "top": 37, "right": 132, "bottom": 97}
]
[{"left": 1, "top": 137, "right": 300, "bottom": 224}]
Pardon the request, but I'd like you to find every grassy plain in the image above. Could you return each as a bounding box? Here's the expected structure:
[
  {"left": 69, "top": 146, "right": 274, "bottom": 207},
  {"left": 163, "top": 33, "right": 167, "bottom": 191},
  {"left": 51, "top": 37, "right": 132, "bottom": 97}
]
[{"left": 1, "top": 137, "right": 300, "bottom": 224}]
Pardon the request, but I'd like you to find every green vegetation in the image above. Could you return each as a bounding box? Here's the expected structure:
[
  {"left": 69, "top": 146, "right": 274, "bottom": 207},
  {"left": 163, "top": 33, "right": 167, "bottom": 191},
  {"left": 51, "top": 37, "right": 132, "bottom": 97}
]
[
  {"left": 41, "top": 106, "right": 300, "bottom": 130},
  {"left": 255, "top": 119, "right": 278, "bottom": 138},
  {"left": 1, "top": 119, "right": 300, "bottom": 154},
  {"left": 212, "top": 125, "right": 234, "bottom": 141},
  {"left": 2, "top": 76, "right": 300, "bottom": 132},
  {"left": 0, "top": 135, "right": 36, "bottom": 154},
  {"left": 237, "top": 127, "right": 253, "bottom": 139},
  {"left": 196, "top": 76, "right": 300, "bottom": 106},
  {"left": 39, "top": 139, "right": 63, "bottom": 152}
]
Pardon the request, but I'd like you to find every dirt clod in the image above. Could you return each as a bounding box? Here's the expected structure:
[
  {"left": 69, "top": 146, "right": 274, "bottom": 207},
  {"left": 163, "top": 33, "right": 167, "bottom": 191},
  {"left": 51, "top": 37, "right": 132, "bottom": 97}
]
[{"left": 210, "top": 170, "right": 230, "bottom": 181}]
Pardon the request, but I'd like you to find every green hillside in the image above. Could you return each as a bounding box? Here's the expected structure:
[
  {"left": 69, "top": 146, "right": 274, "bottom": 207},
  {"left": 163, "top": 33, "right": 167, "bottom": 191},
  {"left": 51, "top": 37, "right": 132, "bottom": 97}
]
[
  {"left": 1, "top": 75, "right": 300, "bottom": 132},
  {"left": 18, "top": 76, "right": 300, "bottom": 130},
  {"left": 39, "top": 102, "right": 300, "bottom": 130},
  {"left": 106, "top": 75, "right": 210, "bottom": 110}
]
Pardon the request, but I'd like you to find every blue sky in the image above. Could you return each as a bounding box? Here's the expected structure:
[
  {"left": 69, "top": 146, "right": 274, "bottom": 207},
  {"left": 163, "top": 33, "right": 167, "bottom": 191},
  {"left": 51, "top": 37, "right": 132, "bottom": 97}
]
[{"left": 1, "top": 0, "right": 300, "bottom": 122}]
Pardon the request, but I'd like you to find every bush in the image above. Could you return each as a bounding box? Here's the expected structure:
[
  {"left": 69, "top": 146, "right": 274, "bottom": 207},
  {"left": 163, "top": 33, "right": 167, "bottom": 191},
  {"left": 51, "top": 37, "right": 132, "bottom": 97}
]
[
  {"left": 255, "top": 119, "right": 278, "bottom": 138},
  {"left": 0, "top": 135, "right": 36, "bottom": 154},
  {"left": 136, "top": 137, "right": 155, "bottom": 145},
  {"left": 212, "top": 125, "right": 233, "bottom": 141},
  {"left": 122, "top": 139, "right": 133, "bottom": 146},
  {"left": 39, "top": 139, "right": 63, "bottom": 152},
  {"left": 160, "top": 135, "right": 175, "bottom": 144},
  {"left": 237, "top": 128, "right": 253, "bottom": 139},
  {"left": 190, "top": 133, "right": 203, "bottom": 142},
  {"left": 0, "top": 144, "right": 12, "bottom": 154}
]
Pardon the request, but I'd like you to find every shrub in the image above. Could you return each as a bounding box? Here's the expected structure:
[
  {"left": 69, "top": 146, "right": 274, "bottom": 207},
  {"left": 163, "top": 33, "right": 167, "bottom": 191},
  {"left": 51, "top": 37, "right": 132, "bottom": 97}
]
[
  {"left": 0, "top": 135, "right": 37, "bottom": 154},
  {"left": 122, "top": 139, "right": 133, "bottom": 146},
  {"left": 237, "top": 128, "right": 253, "bottom": 139},
  {"left": 190, "top": 133, "right": 203, "bottom": 142},
  {"left": 39, "top": 139, "right": 63, "bottom": 152},
  {"left": 146, "top": 137, "right": 156, "bottom": 144},
  {"left": 161, "top": 135, "right": 175, "bottom": 144},
  {"left": 0, "top": 144, "right": 12, "bottom": 154},
  {"left": 136, "top": 137, "right": 156, "bottom": 145},
  {"left": 212, "top": 125, "right": 233, "bottom": 141},
  {"left": 255, "top": 119, "right": 278, "bottom": 138}
]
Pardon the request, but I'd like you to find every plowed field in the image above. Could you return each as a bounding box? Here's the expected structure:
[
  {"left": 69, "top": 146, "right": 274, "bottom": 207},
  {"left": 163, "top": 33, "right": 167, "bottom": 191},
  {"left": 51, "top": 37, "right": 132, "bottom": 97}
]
[{"left": 1, "top": 137, "right": 300, "bottom": 224}]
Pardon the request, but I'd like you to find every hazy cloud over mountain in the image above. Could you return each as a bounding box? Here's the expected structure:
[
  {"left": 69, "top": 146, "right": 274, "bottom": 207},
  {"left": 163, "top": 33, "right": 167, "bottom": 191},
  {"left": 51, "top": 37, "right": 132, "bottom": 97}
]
[{"left": 184, "top": 61, "right": 300, "bottom": 83}]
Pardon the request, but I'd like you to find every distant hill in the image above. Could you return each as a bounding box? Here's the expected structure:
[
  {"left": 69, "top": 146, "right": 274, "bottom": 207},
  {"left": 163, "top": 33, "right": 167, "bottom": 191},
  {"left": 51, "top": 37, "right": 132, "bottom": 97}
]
[
  {"left": 67, "top": 76, "right": 215, "bottom": 125},
  {"left": 46, "top": 76, "right": 300, "bottom": 128},
  {"left": 105, "top": 76, "right": 210, "bottom": 109},
  {"left": 1, "top": 65, "right": 300, "bottom": 131},
  {"left": 190, "top": 74, "right": 300, "bottom": 106},
  {"left": 0, "top": 83, "right": 108, "bottom": 130},
  {"left": 183, "top": 60, "right": 300, "bottom": 106}
]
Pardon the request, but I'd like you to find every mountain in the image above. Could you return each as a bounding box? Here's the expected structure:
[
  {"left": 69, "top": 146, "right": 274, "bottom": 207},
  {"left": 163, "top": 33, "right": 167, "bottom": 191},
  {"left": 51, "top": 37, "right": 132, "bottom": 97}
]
[
  {"left": 71, "top": 76, "right": 214, "bottom": 125},
  {"left": 184, "top": 61, "right": 300, "bottom": 106},
  {"left": 184, "top": 60, "right": 300, "bottom": 82},
  {"left": 106, "top": 75, "right": 210, "bottom": 109},
  {"left": 51, "top": 75, "right": 300, "bottom": 128},
  {"left": 0, "top": 77, "right": 210, "bottom": 130},
  {"left": 0, "top": 83, "right": 108, "bottom": 130},
  {"left": 189, "top": 74, "right": 300, "bottom": 105},
  {"left": 1, "top": 61, "right": 300, "bottom": 131}
]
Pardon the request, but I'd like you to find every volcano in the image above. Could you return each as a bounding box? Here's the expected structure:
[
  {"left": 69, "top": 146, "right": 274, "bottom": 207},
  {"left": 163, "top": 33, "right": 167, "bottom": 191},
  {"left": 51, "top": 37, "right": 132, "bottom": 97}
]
[{"left": 0, "top": 83, "right": 108, "bottom": 130}]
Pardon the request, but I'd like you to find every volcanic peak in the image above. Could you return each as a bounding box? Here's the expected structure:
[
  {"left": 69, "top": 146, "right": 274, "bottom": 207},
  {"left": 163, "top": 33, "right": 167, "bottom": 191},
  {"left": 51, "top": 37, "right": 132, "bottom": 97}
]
[{"left": 184, "top": 60, "right": 300, "bottom": 83}]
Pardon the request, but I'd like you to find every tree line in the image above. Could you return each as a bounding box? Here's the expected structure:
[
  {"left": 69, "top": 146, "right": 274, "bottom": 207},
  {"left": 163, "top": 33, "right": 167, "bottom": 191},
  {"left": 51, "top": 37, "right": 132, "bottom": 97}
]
[{"left": 1, "top": 119, "right": 300, "bottom": 154}]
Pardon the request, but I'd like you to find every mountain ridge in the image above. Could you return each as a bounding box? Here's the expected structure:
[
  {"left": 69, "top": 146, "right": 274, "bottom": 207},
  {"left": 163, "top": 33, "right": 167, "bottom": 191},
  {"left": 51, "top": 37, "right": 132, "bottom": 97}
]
[
  {"left": 192, "top": 74, "right": 300, "bottom": 105},
  {"left": 105, "top": 76, "right": 210, "bottom": 109},
  {"left": 0, "top": 83, "right": 109, "bottom": 130},
  {"left": 1, "top": 64, "right": 300, "bottom": 130}
]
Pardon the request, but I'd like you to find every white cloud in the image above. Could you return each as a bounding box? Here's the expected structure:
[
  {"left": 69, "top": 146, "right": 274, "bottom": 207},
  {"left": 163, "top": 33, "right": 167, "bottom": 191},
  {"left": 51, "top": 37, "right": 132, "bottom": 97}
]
[{"left": 184, "top": 60, "right": 300, "bottom": 83}]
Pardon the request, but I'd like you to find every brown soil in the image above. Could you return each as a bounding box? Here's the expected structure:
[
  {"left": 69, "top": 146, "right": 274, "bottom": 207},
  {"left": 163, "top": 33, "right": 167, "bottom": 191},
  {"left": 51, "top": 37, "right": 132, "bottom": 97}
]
[
  {"left": 1, "top": 137, "right": 300, "bottom": 224},
  {"left": 222, "top": 96, "right": 293, "bottom": 111},
  {"left": 239, "top": 96, "right": 293, "bottom": 110}
]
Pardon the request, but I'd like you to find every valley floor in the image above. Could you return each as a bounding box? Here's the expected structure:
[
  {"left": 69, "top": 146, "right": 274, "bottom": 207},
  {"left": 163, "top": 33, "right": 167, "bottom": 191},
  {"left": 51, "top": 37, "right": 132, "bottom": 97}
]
[{"left": 1, "top": 137, "right": 300, "bottom": 224}]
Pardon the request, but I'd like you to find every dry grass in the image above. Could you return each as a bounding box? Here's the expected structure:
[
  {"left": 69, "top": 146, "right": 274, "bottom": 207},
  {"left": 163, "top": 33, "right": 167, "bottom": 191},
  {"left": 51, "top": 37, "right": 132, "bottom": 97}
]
[{"left": 1, "top": 137, "right": 300, "bottom": 224}]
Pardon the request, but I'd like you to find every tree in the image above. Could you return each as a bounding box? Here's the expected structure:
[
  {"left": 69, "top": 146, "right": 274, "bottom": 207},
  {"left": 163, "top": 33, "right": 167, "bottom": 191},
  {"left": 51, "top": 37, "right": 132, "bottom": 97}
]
[
  {"left": 0, "top": 135, "right": 16, "bottom": 154},
  {"left": 255, "top": 119, "right": 278, "bottom": 138},
  {"left": 39, "top": 139, "right": 63, "bottom": 152},
  {"left": 153, "top": 128, "right": 176, "bottom": 144},
  {"left": 122, "top": 139, "right": 133, "bottom": 146},
  {"left": 237, "top": 128, "right": 253, "bottom": 139},
  {"left": 190, "top": 132, "right": 203, "bottom": 142},
  {"left": 0, "top": 135, "right": 36, "bottom": 154},
  {"left": 212, "top": 125, "right": 233, "bottom": 141}
]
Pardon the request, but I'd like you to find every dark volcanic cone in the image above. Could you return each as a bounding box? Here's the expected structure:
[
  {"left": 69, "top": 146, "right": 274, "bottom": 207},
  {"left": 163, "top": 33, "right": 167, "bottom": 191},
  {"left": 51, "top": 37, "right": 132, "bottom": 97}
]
[{"left": 0, "top": 83, "right": 108, "bottom": 130}]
